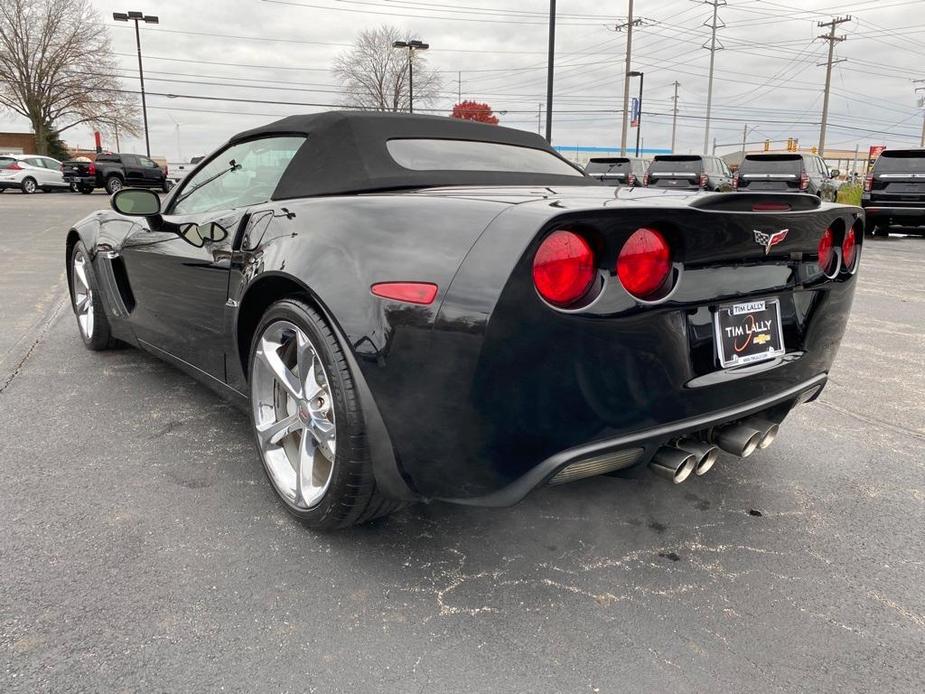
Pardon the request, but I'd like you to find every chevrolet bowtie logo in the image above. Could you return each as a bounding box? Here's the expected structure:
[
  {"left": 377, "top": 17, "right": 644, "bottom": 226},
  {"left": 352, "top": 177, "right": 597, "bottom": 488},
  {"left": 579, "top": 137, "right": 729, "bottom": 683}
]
[{"left": 753, "top": 229, "right": 789, "bottom": 255}]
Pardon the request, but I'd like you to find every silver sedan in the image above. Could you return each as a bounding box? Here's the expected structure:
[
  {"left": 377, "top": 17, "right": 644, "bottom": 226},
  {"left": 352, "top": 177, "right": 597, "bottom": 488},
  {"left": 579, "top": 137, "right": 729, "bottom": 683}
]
[{"left": 0, "top": 154, "right": 70, "bottom": 194}]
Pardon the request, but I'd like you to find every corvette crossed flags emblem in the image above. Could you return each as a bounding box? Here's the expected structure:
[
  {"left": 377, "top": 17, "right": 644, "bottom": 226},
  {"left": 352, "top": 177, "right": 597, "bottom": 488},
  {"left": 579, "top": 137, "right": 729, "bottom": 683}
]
[{"left": 753, "top": 229, "right": 789, "bottom": 255}]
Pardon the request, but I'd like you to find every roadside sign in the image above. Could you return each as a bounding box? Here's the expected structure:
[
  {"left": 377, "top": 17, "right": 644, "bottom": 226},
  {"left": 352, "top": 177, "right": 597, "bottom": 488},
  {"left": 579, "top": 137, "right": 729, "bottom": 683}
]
[{"left": 630, "top": 97, "right": 640, "bottom": 128}]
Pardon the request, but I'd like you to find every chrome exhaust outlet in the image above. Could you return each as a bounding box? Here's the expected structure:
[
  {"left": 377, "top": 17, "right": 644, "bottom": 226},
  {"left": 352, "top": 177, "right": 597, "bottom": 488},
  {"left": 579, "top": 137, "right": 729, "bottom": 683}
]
[
  {"left": 677, "top": 440, "right": 720, "bottom": 476},
  {"left": 649, "top": 447, "right": 698, "bottom": 484},
  {"left": 746, "top": 418, "right": 780, "bottom": 449},
  {"left": 716, "top": 424, "right": 763, "bottom": 458}
]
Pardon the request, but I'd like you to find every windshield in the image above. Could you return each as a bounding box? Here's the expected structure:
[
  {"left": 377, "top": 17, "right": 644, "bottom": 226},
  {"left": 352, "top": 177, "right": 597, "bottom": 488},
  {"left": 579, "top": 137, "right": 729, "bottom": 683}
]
[
  {"left": 740, "top": 155, "right": 802, "bottom": 174},
  {"left": 649, "top": 156, "right": 702, "bottom": 174},
  {"left": 874, "top": 151, "right": 925, "bottom": 174},
  {"left": 387, "top": 139, "right": 583, "bottom": 176},
  {"left": 585, "top": 158, "right": 631, "bottom": 174}
]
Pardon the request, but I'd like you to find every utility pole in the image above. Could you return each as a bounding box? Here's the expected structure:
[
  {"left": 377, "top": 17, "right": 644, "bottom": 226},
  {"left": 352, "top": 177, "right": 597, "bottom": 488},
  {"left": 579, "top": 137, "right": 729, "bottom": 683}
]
[
  {"left": 740, "top": 123, "right": 748, "bottom": 157},
  {"left": 545, "top": 0, "right": 556, "bottom": 143},
  {"left": 698, "top": 0, "right": 726, "bottom": 155},
  {"left": 615, "top": 0, "right": 642, "bottom": 155},
  {"left": 670, "top": 80, "right": 680, "bottom": 153},
  {"left": 458, "top": 71, "right": 462, "bottom": 103},
  {"left": 915, "top": 81, "right": 925, "bottom": 146},
  {"left": 817, "top": 16, "right": 850, "bottom": 157}
]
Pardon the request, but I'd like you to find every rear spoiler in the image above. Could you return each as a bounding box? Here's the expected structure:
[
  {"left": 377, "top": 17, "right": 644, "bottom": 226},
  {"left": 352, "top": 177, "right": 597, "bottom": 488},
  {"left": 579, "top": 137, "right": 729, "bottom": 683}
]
[{"left": 690, "top": 192, "right": 822, "bottom": 212}]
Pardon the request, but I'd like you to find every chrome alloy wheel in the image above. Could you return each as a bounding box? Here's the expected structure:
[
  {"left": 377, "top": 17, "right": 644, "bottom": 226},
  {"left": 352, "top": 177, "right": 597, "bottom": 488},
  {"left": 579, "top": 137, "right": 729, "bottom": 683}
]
[
  {"left": 251, "top": 320, "right": 337, "bottom": 509},
  {"left": 72, "top": 250, "right": 95, "bottom": 339}
]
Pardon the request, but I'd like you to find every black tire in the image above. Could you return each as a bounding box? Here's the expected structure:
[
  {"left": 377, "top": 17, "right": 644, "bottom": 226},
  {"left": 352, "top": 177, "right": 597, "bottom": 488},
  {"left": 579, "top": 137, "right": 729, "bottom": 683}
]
[
  {"left": 248, "top": 298, "right": 404, "bottom": 529},
  {"left": 21, "top": 177, "right": 37, "bottom": 194},
  {"left": 79, "top": 185, "right": 93, "bottom": 195},
  {"left": 69, "top": 241, "right": 118, "bottom": 351},
  {"left": 162, "top": 180, "right": 172, "bottom": 193},
  {"left": 105, "top": 175, "right": 123, "bottom": 195}
]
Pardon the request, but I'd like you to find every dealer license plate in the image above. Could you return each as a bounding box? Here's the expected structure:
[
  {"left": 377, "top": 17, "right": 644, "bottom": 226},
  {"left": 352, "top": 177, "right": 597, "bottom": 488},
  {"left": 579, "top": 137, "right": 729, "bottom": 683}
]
[{"left": 714, "top": 299, "right": 785, "bottom": 368}]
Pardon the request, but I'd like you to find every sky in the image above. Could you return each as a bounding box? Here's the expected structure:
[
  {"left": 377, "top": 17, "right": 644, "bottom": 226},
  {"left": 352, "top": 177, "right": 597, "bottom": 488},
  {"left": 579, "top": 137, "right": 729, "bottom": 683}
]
[{"left": 2, "top": 0, "right": 923, "bottom": 162}]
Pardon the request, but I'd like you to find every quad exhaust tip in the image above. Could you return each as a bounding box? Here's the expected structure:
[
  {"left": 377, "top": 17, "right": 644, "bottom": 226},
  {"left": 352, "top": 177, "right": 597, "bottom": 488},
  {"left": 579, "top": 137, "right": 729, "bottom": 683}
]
[
  {"left": 717, "top": 419, "right": 782, "bottom": 457},
  {"left": 677, "top": 440, "right": 720, "bottom": 476},
  {"left": 748, "top": 418, "right": 780, "bottom": 449},
  {"left": 649, "top": 446, "right": 698, "bottom": 484},
  {"left": 716, "top": 424, "right": 763, "bottom": 458}
]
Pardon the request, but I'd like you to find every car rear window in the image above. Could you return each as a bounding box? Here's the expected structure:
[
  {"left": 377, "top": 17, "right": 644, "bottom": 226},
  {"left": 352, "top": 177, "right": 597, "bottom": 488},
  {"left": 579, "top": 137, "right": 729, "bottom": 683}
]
[
  {"left": 96, "top": 154, "right": 120, "bottom": 163},
  {"left": 0, "top": 157, "right": 16, "bottom": 169},
  {"left": 874, "top": 151, "right": 925, "bottom": 174},
  {"left": 739, "top": 155, "right": 802, "bottom": 174},
  {"left": 386, "top": 138, "right": 583, "bottom": 176},
  {"left": 585, "top": 158, "right": 631, "bottom": 174},
  {"left": 649, "top": 156, "right": 702, "bottom": 173}
]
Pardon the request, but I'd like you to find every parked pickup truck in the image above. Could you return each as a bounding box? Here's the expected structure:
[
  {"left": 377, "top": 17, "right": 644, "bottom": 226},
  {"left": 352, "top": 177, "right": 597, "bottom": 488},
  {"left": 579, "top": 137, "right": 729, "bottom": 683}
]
[
  {"left": 165, "top": 156, "right": 204, "bottom": 187},
  {"left": 62, "top": 152, "right": 169, "bottom": 195}
]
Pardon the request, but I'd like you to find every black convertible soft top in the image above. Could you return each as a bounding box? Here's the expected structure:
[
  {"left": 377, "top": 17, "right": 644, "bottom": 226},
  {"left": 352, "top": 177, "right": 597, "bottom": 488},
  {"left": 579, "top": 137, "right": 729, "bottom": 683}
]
[{"left": 228, "top": 111, "right": 597, "bottom": 199}]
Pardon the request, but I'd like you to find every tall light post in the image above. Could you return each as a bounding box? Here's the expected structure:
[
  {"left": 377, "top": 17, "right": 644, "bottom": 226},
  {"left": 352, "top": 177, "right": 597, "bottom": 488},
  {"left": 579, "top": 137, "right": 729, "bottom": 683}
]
[
  {"left": 628, "top": 71, "right": 644, "bottom": 157},
  {"left": 114, "top": 10, "right": 159, "bottom": 157},
  {"left": 392, "top": 39, "right": 429, "bottom": 114}
]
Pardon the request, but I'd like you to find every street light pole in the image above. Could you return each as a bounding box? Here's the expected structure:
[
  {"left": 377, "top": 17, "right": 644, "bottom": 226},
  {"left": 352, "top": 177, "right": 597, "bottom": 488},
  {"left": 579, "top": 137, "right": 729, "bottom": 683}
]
[
  {"left": 113, "top": 10, "right": 159, "bottom": 157},
  {"left": 392, "top": 39, "right": 429, "bottom": 114},
  {"left": 628, "top": 71, "right": 644, "bottom": 157}
]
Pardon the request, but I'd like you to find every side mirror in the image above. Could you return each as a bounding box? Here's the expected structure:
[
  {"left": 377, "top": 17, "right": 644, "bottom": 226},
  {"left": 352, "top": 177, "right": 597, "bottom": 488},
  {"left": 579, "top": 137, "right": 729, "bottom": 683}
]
[
  {"left": 178, "top": 221, "right": 228, "bottom": 247},
  {"left": 830, "top": 169, "right": 840, "bottom": 178},
  {"left": 112, "top": 188, "right": 160, "bottom": 216}
]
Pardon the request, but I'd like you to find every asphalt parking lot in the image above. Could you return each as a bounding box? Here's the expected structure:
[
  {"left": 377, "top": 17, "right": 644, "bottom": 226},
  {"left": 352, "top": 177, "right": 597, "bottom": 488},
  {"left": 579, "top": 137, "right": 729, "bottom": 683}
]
[{"left": 1, "top": 193, "right": 923, "bottom": 692}]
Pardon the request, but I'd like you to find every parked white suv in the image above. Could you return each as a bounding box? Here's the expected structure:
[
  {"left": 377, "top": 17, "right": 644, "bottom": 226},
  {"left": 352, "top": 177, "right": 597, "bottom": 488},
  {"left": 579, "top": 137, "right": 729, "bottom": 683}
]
[{"left": 0, "top": 154, "right": 69, "bottom": 194}]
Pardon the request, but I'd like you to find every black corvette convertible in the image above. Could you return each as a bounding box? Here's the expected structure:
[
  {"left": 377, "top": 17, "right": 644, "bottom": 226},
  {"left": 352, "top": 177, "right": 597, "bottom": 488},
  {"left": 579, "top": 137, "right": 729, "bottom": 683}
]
[{"left": 65, "top": 112, "right": 862, "bottom": 528}]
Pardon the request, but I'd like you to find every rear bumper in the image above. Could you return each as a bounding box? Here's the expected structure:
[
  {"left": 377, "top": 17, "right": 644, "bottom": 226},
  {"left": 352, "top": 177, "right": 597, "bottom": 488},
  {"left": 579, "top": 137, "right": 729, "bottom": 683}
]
[
  {"left": 861, "top": 200, "right": 925, "bottom": 221},
  {"left": 63, "top": 175, "right": 96, "bottom": 186},
  {"left": 439, "top": 374, "right": 826, "bottom": 506}
]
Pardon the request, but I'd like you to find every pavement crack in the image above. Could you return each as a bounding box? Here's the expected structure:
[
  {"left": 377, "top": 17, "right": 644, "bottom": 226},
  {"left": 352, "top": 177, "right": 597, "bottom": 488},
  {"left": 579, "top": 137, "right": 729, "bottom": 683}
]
[{"left": 0, "top": 292, "right": 69, "bottom": 395}]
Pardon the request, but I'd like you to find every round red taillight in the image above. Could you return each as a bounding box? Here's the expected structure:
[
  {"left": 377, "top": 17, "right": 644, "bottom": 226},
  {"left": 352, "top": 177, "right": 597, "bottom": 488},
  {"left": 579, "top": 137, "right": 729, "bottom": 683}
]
[
  {"left": 842, "top": 226, "right": 857, "bottom": 269},
  {"left": 532, "top": 230, "right": 596, "bottom": 306},
  {"left": 617, "top": 227, "right": 672, "bottom": 299},
  {"left": 818, "top": 228, "right": 835, "bottom": 274}
]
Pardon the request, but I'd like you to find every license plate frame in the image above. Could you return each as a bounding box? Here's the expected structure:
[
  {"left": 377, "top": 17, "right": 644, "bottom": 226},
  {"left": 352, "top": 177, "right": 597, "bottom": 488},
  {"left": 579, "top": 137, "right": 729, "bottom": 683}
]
[{"left": 713, "top": 298, "right": 786, "bottom": 369}]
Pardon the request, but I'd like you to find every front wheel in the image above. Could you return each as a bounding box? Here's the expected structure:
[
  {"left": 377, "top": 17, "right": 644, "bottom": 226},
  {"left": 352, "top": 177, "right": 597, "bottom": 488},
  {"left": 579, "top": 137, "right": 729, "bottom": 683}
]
[
  {"left": 69, "top": 242, "right": 118, "bottom": 350},
  {"left": 248, "top": 298, "right": 403, "bottom": 528},
  {"left": 78, "top": 185, "right": 93, "bottom": 195}
]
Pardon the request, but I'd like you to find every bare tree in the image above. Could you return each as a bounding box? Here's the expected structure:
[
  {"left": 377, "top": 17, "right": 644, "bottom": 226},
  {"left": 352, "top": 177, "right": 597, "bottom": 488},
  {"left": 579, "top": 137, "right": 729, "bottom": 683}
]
[
  {"left": 0, "top": 0, "right": 139, "bottom": 155},
  {"left": 333, "top": 25, "right": 442, "bottom": 112}
]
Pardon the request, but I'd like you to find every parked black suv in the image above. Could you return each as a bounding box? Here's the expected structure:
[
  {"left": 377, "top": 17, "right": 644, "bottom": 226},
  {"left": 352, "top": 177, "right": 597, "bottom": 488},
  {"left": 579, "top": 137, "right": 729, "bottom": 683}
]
[
  {"left": 734, "top": 153, "right": 837, "bottom": 201},
  {"left": 62, "top": 152, "right": 168, "bottom": 195},
  {"left": 584, "top": 157, "right": 648, "bottom": 187},
  {"left": 862, "top": 148, "right": 925, "bottom": 236},
  {"left": 644, "top": 155, "right": 733, "bottom": 191}
]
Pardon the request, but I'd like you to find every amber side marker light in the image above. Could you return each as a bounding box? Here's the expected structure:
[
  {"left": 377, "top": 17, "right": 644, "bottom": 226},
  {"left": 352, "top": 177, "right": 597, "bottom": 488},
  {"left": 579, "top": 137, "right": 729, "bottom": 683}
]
[{"left": 371, "top": 282, "right": 439, "bottom": 305}]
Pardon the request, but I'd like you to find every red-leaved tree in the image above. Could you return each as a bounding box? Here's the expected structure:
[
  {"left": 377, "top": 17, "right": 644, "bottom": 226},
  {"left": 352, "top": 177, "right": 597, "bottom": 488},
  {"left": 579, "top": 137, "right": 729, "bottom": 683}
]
[{"left": 451, "top": 101, "right": 499, "bottom": 125}]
